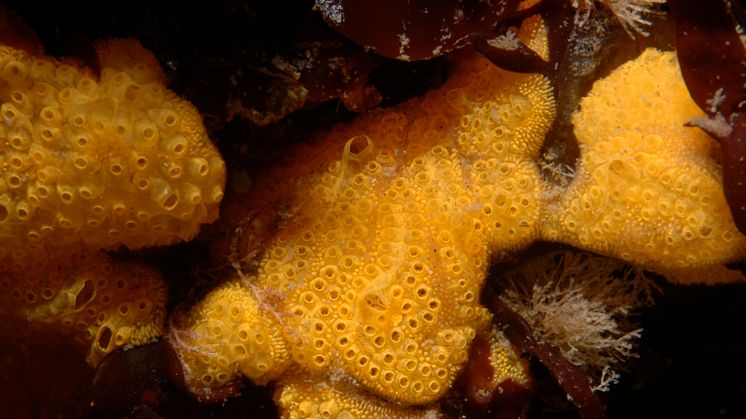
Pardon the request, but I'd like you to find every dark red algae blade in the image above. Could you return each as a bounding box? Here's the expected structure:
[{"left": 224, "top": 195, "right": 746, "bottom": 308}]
[
  {"left": 83, "top": 339, "right": 187, "bottom": 418},
  {"left": 724, "top": 112, "right": 746, "bottom": 233},
  {"left": 459, "top": 333, "right": 533, "bottom": 418},
  {"left": 474, "top": 25, "right": 549, "bottom": 74},
  {"left": 314, "top": 0, "right": 521, "bottom": 61},
  {"left": 485, "top": 290, "right": 606, "bottom": 419},
  {"left": 669, "top": 0, "right": 744, "bottom": 117},
  {"left": 464, "top": 335, "right": 498, "bottom": 406},
  {"left": 669, "top": 0, "right": 746, "bottom": 233}
]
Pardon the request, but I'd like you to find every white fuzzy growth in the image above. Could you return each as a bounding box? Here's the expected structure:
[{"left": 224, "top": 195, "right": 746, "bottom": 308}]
[
  {"left": 574, "top": 0, "right": 666, "bottom": 37},
  {"left": 315, "top": 0, "right": 345, "bottom": 24},
  {"left": 705, "top": 87, "right": 726, "bottom": 114},
  {"left": 498, "top": 250, "right": 658, "bottom": 390},
  {"left": 487, "top": 30, "right": 521, "bottom": 51}
]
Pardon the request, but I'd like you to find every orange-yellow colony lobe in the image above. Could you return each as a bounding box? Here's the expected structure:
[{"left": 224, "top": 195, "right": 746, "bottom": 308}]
[
  {"left": 484, "top": 325, "right": 530, "bottom": 389},
  {"left": 171, "top": 279, "right": 290, "bottom": 395},
  {"left": 518, "top": 14, "right": 549, "bottom": 62},
  {"left": 275, "top": 372, "right": 441, "bottom": 419},
  {"left": 174, "top": 52, "right": 555, "bottom": 405},
  {"left": 0, "top": 248, "right": 166, "bottom": 366},
  {"left": 542, "top": 48, "right": 746, "bottom": 269},
  {"left": 0, "top": 39, "right": 225, "bottom": 251}
]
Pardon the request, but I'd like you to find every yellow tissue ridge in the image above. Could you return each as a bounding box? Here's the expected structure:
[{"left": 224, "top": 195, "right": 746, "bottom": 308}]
[
  {"left": 275, "top": 371, "right": 441, "bottom": 419},
  {"left": 0, "top": 247, "right": 166, "bottom": 366},
  {"left": 175, "top": 50, "right": 555, "bottom": 405},
  {"left": 174, "top": 41, "right": 746, "bottom": 417},
  {"left": 542, "top": 48, "right": 746, "bottom": 269},
  {"left": 0, "top": 39, "right": 225, "bottom": 251},
  {"left": 171, "top": 279, "right": 291, "bottom": 394},
  {"left": 174, "top": 46, "right": 746, "bottom": 416},
  {"left": 486, "top": 325, "right": 530, "bottom": 388}
]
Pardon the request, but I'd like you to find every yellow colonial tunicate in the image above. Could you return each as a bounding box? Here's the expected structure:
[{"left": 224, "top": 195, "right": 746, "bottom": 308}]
[
  {"left": 519, "top": 14, "right": 549, "bottom": 62},
  {"left": 0, "top": 247, "right": 166, "bottom": 366},
  {"left": 175, "top": 47, "right": 555, "bottom": 406},
  {"left": 485, "top": 325, "right": 530, "bottom": 389},
  {"left": 0, "top": 39, "right": 225, "bottom": 251},
  {"left": 542, "top": 48, "right": 746, "bottom": 269},
  {"left": 171, "top": 279, "right": 290, "bottom": 395},
  {"left": 275, "top": 372, "right": 441, "bottom": 419}
]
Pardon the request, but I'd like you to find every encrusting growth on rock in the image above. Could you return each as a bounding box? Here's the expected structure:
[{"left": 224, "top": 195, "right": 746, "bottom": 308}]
[
  {"left": 542, "top": 48, "right": 746, "bottom": 272},
  {"left": 0, "top": 4, "right": 735, "bottom": 417},
  {"left": 275, "top": 371, "right": 442, "bottom": 419},
  {"left": 171, "top": 279, "right": 290, "bottom": 392},
  {"left": 484, "top": 326, "right": 531, "bottom": 389},
  {"left": 174, "top": 36, "right": 556, "bottom": 406},
  {"left": 0, "top": 38, "right": 226, "bottom": 254},
  {"left": 0, "top": 38, "right": 225, "bottom": 367},
  {"left": 0, "top": 247, "right": 166, "bottom": 366},
  {"left": 174, "top": 33, "right": 746, "bottom": 417}
]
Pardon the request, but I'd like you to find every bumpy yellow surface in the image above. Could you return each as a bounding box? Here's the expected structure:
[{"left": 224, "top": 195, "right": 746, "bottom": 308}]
[
  {"left": 0, "top": 39, "right": 222, "bottom": 368},
  {"left": 174, "top": 50, "right": 555, "bottom": 406},
  {"left": 275, "top": 372, "right": 441, "bottom": 419},
  {"left": 461, "top": 324, "right": 530, "bottom": 407},
  {"left": 485, "top": 325, "right": 530, "bottom": 389},
  {"left": 0, "top": 39, "right": 225, "bottom": 253},
  {"left": 0, "top": 247, "right": 166, "bottom": 366},
  {"left": 175, "top": 45, "right": 746, "bottom": 417},
  {"left": 542, "top": 48, "right": 746, "bottom": 269},
  {"left": 173, "top": 279, "right": 290, "bottom": 393}
]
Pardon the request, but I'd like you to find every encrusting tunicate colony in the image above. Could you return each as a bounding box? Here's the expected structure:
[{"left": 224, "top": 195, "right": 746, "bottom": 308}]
[
  {"left": 171, "top": 20, "right": 746, "bottom": 418},
  {"left": 542, "top": 49, "right": 746, "bottom": 271},
  {"left": 0, "top": 38, "right": 226, "bottom": 365},
  {"left": 171, "top": 18, "right": 556, "bottom": 409},
  {"left": 3, "top": 11, "right": 746, "bottom": 419},
  {"left": 1, "top": 248, "right": 167, "bottom": 366},
  {"left": 0, "top": 38, "right": 225, "bottom": 252}
]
